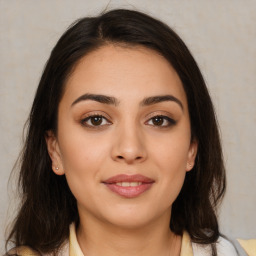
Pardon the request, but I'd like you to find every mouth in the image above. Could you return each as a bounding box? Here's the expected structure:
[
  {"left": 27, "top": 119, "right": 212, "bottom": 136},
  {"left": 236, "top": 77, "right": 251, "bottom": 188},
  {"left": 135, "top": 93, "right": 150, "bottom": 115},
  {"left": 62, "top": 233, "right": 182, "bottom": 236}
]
[{"left": 102, "top": 174, "right": 154, "bottom": 198}]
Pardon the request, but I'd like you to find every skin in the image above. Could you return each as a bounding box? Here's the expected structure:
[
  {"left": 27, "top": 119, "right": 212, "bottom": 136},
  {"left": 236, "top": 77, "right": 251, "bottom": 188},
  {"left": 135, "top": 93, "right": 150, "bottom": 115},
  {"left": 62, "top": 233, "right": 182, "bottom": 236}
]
[{"left": 46, "top": 44, "right": 197, "bottom": 256}]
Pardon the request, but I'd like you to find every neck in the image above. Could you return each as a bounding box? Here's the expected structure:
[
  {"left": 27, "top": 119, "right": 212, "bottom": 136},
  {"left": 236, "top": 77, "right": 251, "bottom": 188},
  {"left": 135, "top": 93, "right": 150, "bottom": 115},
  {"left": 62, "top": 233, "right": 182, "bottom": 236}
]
[{"left": 76, "top": 210, "right": 181, "bottom": 256}]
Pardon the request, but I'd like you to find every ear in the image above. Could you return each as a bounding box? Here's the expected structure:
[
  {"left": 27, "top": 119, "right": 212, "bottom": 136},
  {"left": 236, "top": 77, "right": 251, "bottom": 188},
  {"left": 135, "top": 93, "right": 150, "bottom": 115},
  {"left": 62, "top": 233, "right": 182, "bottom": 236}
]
[
  {"left": 186, "top": 139, "right": 198, "bottom": 172},
  {"left": 45, "top": 130, "right": 65, "bottom": 175}
]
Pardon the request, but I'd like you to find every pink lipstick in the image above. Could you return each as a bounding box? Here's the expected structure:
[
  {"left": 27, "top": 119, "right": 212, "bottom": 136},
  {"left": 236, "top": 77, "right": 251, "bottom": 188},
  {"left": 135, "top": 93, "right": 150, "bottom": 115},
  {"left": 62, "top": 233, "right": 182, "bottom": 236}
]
[{"left": 102, "top": 174, "right": 154, "bottom": 198}]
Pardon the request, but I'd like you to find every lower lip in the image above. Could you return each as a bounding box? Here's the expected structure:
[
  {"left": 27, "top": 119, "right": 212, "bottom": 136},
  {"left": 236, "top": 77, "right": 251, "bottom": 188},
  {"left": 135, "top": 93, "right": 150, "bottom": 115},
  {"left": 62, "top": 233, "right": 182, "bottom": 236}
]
[{"left": 104, "top": 183, "right": 153, "bottom": 198}]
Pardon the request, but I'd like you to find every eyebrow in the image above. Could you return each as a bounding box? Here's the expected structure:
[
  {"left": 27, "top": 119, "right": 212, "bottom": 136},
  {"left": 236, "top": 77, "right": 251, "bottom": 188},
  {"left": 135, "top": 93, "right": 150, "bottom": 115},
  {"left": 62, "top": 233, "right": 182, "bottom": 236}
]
[{"left": 71, "top": 93, "right": 183, "bottom": 110}]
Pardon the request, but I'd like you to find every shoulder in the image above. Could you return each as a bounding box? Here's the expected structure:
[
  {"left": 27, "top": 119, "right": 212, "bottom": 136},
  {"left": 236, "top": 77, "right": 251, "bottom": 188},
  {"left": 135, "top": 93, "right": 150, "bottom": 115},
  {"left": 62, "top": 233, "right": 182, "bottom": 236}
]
[
  {"left": 6, "top": 246, "right": 40, "bottom": 256},
  {"left": 192, "top": 236, "right": 238, "bottom": 256},
  {"left": 216, "top": 236, "right": 238, "bottom": 255},
  {"left": 6, "top": 241, "right": 69, "bottom": 256}
]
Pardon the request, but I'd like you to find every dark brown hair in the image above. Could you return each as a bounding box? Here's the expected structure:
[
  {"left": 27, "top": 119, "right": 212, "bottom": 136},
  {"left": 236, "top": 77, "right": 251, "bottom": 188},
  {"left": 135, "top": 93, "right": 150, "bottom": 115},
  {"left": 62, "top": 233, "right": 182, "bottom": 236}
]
[{"left": 6, "top": 8, "right": 226, "bottom": 255}]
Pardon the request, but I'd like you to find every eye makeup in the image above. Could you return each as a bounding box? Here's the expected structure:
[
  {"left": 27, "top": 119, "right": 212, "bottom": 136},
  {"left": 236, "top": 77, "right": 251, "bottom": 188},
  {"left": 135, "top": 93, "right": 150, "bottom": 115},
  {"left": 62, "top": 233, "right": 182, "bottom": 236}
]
[{"left": 79, "top": 112, "right": 177, "bottom": 130}]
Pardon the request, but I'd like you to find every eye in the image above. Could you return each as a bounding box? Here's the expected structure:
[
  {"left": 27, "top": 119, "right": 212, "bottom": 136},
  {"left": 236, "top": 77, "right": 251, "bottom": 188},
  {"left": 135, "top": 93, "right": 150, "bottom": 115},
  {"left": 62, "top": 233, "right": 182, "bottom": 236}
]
[
  {"left": 81, "top": 115, "right": 111, "bottom": 128},
  {"left": 146, "top": 115, "right": 176, "bottom": 127}
]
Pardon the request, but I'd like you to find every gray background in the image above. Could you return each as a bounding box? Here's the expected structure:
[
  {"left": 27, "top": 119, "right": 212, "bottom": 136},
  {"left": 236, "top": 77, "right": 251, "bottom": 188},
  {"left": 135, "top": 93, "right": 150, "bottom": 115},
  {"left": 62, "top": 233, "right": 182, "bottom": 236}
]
[{"left": 1, "top": 0, "right": 255, "bottom": 255}]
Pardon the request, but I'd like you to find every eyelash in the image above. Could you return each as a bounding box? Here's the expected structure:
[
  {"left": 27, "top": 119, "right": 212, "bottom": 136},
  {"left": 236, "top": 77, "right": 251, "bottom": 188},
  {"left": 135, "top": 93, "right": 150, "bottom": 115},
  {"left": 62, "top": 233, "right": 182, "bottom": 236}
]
[{"left": 80, "top": 114, "right": 176, "bottom": 129}]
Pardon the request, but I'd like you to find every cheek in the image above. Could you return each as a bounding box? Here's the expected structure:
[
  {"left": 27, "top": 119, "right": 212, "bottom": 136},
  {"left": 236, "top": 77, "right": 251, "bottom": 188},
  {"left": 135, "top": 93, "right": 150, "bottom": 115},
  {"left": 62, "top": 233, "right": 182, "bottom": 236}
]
[
  {"left": 148, "top": 130, "right": 190, "bottom": 202},
  {"left": 57, "top": 125, "right": 111, "bottom": 195},
  {"left": 157, "top": 147, "right": 187, "bottom": 196},
  {"left": 58, "top": 131, "right": 111, "bottom": 209},
  {"left": 58, "top": 125, "right": 109, "bottom": 169},
  {"left": 154, "top": 150, "right": 187, "bottom": 210},
  {"left": 149, "top": 130, "right": 191, "bottom": 172}
]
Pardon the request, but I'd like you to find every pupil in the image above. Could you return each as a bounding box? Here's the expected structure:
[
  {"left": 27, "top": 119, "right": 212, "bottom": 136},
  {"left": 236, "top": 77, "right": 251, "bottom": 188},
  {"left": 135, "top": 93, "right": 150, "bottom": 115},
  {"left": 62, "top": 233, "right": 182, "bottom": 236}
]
[
  {"left": 92, "top": 116, "right": 102, "bottom": 125},
  {"left": 153, "top": 116, "right": 163, "bottom": 126}
]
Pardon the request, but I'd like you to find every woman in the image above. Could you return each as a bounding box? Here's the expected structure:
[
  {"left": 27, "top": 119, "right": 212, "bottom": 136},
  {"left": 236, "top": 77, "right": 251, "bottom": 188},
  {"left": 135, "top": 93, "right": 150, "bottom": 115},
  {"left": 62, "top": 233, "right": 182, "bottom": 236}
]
[{"left": 6, "top": 9, "right": 237, "bottom": 256}]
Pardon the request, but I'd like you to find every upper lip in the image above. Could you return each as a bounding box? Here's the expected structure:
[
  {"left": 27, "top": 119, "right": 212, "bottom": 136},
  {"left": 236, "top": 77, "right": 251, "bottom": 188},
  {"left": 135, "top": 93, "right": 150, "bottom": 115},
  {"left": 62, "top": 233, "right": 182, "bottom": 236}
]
[{"left": 103, "top": 174, "right": 154, "bottom": 184}]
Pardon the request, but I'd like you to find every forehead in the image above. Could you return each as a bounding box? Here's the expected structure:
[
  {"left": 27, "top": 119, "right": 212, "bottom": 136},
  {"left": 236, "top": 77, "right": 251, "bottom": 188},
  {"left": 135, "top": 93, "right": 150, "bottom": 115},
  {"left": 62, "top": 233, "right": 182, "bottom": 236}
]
[{"left": 62, "top": 44, "right": 187, "bottom": 109}]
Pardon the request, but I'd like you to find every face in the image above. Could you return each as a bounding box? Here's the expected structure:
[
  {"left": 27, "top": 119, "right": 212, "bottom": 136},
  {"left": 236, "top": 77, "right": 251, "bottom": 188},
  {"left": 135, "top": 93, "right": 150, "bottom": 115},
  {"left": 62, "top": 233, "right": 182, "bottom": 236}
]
[{"left": 46, "top": 45, "right": 197, "bottom": 229}]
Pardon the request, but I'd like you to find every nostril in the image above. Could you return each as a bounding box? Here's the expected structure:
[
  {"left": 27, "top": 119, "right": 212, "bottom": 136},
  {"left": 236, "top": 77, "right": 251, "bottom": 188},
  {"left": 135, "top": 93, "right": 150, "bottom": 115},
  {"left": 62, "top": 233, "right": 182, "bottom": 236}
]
[{"left": 117, "top": 155, "right": 142, "bottom": 161}]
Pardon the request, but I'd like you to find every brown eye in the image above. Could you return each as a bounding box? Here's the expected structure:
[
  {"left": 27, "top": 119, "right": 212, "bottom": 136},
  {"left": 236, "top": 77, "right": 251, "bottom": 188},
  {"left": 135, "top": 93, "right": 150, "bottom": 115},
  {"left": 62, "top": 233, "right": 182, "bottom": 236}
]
[
  {"left": 152, "top": 116, "right": 164, "bottom": 126},
  {"left": 91, "top": 116, "right": 103, "bottom": 126},
  {"left": 81, "top": 115, "right": 111, "bottom": 128},
  {"left": 147, "top": 115, "right": 176, "bottom": 127}
]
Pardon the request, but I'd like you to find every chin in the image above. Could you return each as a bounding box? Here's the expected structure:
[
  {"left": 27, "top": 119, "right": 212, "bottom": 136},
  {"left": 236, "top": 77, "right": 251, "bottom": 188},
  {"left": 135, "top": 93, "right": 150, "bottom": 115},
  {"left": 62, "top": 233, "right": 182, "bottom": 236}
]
[
  {"left": 100, "top": 204, "right": 167, "bottom": 230},
  {"left": 107, "top": 215, "right": 154, "bottom": 230}
]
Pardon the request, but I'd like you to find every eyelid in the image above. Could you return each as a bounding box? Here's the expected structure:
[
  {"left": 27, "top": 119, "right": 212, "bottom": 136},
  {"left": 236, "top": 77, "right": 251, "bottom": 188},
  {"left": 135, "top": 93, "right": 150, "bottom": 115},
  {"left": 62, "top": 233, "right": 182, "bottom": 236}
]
[
  {"left": 81, "top": 111, "right": 111, "bottom": 120},
  {"left": 145, "top": 111, "right": 174, "bottom": 121}
]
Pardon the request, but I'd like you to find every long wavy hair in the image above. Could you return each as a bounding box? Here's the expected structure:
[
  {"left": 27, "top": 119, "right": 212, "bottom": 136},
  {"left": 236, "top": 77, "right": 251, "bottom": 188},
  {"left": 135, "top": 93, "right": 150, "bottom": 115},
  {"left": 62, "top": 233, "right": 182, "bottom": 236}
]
[{"left": 6, "top": 8, "right": 226, "bottom": 255}]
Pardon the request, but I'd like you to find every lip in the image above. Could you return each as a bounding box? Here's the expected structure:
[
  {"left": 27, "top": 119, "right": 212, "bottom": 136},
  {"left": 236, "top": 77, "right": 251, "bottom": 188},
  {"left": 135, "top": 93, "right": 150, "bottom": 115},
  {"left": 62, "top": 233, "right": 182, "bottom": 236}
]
[{"left": 102, "top": 174, "right": 154, "bottom": 198}]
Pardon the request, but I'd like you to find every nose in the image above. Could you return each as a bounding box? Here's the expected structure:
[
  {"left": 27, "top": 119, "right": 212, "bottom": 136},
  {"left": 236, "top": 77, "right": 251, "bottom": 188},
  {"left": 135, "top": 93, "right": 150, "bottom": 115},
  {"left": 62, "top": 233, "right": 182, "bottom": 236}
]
[{"left": 111, "top": 123, "right": 147, "bottom": 165}]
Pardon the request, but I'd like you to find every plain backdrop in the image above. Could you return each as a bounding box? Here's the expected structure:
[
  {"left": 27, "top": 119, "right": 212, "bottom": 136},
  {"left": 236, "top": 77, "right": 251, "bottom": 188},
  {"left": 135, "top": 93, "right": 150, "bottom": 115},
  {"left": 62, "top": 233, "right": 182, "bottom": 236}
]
[{"left": 0, "top": 1, "right": 255, "bottom": 255}]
